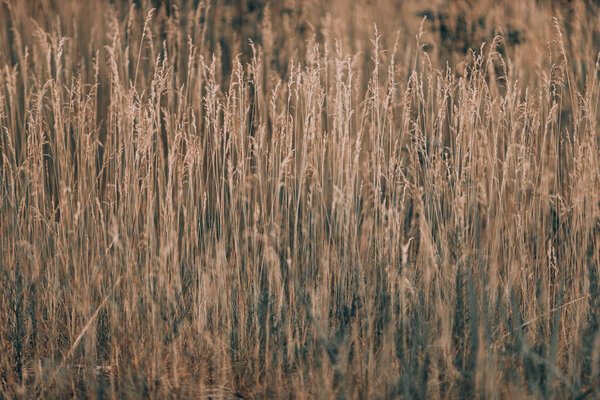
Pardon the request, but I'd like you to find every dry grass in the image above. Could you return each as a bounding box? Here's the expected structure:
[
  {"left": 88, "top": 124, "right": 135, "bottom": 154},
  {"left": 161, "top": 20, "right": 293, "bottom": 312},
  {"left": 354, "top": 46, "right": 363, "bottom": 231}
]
[{"left": 1, "top": 0, "right": 600, "bottom": 398}]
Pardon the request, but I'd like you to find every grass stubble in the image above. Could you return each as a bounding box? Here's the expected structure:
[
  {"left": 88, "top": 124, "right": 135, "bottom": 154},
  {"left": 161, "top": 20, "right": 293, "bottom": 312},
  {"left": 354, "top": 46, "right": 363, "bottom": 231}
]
[{"left": 0, "top": 0, "right": 600, "bottom": 398}]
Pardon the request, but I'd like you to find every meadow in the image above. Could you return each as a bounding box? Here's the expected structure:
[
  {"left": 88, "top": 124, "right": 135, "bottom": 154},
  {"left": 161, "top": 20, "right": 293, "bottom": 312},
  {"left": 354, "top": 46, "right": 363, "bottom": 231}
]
[{"left": 1, "top": 0, "right": 600, "bottom": 398}]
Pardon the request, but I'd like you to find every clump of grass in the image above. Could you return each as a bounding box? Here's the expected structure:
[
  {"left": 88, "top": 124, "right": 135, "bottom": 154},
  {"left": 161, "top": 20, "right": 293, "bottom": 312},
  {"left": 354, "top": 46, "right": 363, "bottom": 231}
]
[{"left": 1, "top": 0, "right": 600, "bottom": 398}]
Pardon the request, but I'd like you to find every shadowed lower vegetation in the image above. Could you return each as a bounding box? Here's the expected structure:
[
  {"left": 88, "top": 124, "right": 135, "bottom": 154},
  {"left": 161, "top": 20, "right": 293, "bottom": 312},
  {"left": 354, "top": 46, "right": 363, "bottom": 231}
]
[{"left": 1, "top": 0, "right": 600, "bottom": 398}]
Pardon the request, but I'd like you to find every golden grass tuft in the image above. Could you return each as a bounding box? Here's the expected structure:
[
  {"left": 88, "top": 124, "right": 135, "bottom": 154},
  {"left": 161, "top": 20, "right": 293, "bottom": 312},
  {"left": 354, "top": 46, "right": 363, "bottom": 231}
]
[{"left": 1, "top": 0, "right": 600, "bottom": 398}]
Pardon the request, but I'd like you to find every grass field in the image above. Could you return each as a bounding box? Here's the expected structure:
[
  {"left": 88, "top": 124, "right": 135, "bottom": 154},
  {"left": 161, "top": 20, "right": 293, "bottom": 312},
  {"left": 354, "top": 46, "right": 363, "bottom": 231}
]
[{"left": 1, "top": 0, "right": 600, "bottom": 398}]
